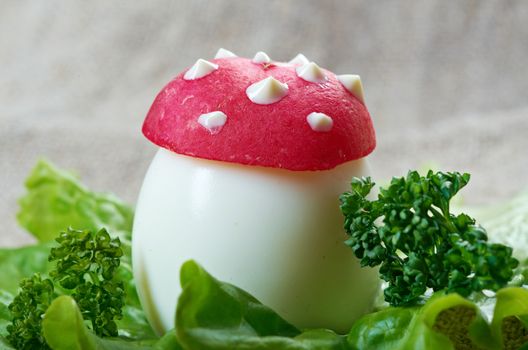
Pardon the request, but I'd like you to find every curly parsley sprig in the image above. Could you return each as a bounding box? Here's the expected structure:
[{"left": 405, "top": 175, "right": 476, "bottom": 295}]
[
  {"left": 340, "top": 170, "right": 519, "bottom": 306},
  {"left": 49, "top": 227, "right": 125, "bottom": 336},
  {"left": 6, "top": 227, "right": 126, "bottom": 348},
  {"left": 6, "top": 274, "right": 54, "bottom": 350}
]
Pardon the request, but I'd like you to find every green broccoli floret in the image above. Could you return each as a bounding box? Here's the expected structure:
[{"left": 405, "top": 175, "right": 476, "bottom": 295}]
[
  {"left": 49, "top": 227, "right": 125, "bottom": 336},
  {"left": 6, "top": 274, "right": 54, "bottom": 350},
  {"left": 340, "top": 170, "right": 519, "bottom": 306}
]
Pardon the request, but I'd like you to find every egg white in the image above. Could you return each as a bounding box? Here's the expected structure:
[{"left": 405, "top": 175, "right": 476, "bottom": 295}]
[{"left": 132, "top": 148, "right": 379, "bottom": 334}]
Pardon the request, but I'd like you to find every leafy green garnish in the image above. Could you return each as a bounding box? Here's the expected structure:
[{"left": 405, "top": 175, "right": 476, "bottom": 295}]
[
  {"left": 491, "top": 288, "right": 528, "bottom": 349},
  {"left": 0, "top": 160, "right": 157, "bottom": 348},
  {"left": 42, "top": 295, "right": 97, "bottom": 349},
  {"left": 12, "top": 160, "right": 154, "bottom": 341},
  {"left": 6, "top": 274, "right": 54, "bottom": 350},
  {"left": 176, "top": 260, "right": 349, "bottom": 350},
  {"left": 347, "top": 293, "right": 493, "bottom": 349},
  {"left": 174, "top": 260, "right": 528, "bottom": 349},
  {"left": 0, "top": 243, "right": 54, "bottom": 296},
  {"left": 17, "top": 160, "right": 133, "bottom": 243},
  {"left": 4, "top": 160, "right": 528, "bottom": 349},
  {"left": 339, "top": 170, "right": 519, "bottom": 306},
  {"left": 42, "top": 295, "right": 182, "bottom": 350},
  {"left": 49, "top": 228, "right": 125, "bottom": 337},
  {"left": 469, "top": 190, "right": 528, "bottom": 261},
  {"left": 6, "top": 228, "right": 126, "bottom": 347}
]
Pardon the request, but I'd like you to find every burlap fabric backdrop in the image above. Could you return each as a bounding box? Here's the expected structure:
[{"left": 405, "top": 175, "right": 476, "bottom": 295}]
[{"left": 1, "top": 1, "right": 527, "bottom": 246}]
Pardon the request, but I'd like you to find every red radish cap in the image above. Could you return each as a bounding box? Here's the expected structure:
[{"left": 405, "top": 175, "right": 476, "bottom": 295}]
[{"left": 142, "top": 50, "right": 376, "bottom": 171}]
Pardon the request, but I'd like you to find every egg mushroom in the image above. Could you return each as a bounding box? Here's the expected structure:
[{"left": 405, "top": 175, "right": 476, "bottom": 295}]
[{"left": 133, "top": 50, "right": 379, "bottom": 334}]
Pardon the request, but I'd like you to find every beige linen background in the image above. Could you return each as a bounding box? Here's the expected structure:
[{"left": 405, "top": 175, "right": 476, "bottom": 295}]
[{"left": 1, "top": 1, "right": 527, "bottom": 246}]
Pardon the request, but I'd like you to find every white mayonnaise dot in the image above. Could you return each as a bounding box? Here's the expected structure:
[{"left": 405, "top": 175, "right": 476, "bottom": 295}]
[
  {"left": 252, "top": 51, "right": 271, "bottom": 64},
  {"left": 184, "top": 59, "right": 219, "bottom": 80},
  {"left": 197, "top": 111, "right": 227, "bottom": 134},
  {"left": 288, "top": 53, "right": 310, "bottom": 66},
  {"left": 246, "top": 76, "right": 289, "bottom": 105},
  {"left": 337, "top": 74, "right": 365, "bottom": 104},
  {"left": 214, "top": 48, "right": 237, "bottom": 59},
  {"left": 306, "top": 112, "right": 333, "bottom": 132},
  {"left": 296, "top": 62, "right": 327, "bottom": 83}
]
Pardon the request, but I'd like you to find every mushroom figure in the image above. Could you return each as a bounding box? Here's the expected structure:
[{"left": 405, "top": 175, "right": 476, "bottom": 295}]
[{"left": 133, "top": 49, "right": 378, "bottom": 334}]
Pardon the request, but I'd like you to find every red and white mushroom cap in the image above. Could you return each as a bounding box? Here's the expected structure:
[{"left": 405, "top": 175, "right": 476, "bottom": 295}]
[{"left": 142, "top": 50, "right": 376, "bottom": 170}]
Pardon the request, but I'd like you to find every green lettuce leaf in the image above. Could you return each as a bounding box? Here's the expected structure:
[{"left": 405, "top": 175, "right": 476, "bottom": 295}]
[
  {"left": 0, "top": 243, "right": 53, "bottom": 295},
  {"left": 0, "top": 339, "right": 14, "bottom": 350},
  {"left": 176, "top": 260, "right": 349, "bottom": 350},
  {"left": 0, "top": 291, "right": 14, "bottom": 340},
  {"left": 464, "top": 190, "right": 528, "bottom": 261},
  {"left": 347, "top": 306, "right": 420, "bottom": 349},
  {"left": 349, "top": 292, "right": 502, "bottom": 349},
  {"left": 15, "top": 160, "right": 153, "bottom": 340},
  {"left": 491, "top": 288, "right": 528, "bottom": 349},
  {"left": 17, "top": 160, "right": 133, "bottom": 243},
  {"left": 174, "top": 261, "right": 528, "bottom": 349},
  {"left": 42, "top": 295, "right": 182, "bottom": 350}
]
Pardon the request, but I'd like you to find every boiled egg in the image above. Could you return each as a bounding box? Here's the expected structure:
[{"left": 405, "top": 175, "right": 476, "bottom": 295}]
[{"left": 132, "top": 50, "right": 379, "bottom": 334}]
